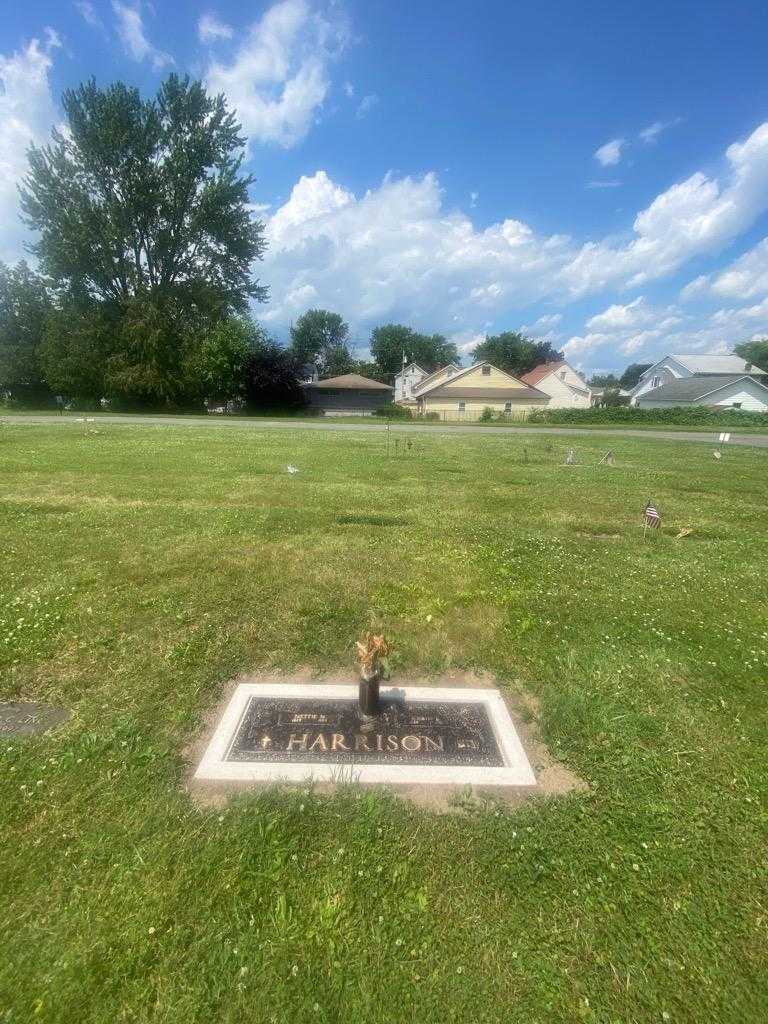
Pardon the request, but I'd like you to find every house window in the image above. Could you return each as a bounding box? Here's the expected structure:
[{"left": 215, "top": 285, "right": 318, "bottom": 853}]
[
  {"left": 732, "top": 401, "right": 742, "bottom": 409},
  {"left": 458, "top": 401, "right": 466, "bottom": 412},
  {"left": 559, "top": 370, "right": 566, "bottom": 380},
  {"left": 481, "top": 365, "right": 491, "bottom": 375},
  {"left": 504, "top": 401, "right": 512, "bottom": 413},
  {"left": 651, "top": 375, "right": 661, "bottom": 389}
]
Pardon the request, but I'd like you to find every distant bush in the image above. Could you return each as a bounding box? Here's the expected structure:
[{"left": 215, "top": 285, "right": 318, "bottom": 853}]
[
  {"left": 527, "top": 405, "right": 768, "bottom": 428},
  {"left": 422, "top": 411, "right": 440, "bottom": 421},
  {"left": 374, "top": 404, "right": 412, "bottom": 419},
  {"left": 479, "top": 406, "right": 494, "bottom": 422}
]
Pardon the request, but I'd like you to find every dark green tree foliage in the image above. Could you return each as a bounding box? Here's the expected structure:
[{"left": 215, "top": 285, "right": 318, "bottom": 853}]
[
  {"left": 0, "top": 261, "right": 52, "bottom": 403},
  {"left": 369, "top": 324, "right": 458, "bottom": 377},
  {"left": 472, "top": 331, "right": 563, "bottom": 377},
  {"left": 735, "top": 339, "right": 768, "bottom": 372},
  {"left": 191, "top": 317, "right": 252, "bottom": 405},
  {"left": 289, "top": 310, "right": 351, "bottom": 376},
  {"left": 349, "top": 360, "right": 389, "bottom": 383},
  {"left": 244, "top": 330, "right": 306, "bottom": 412},
  {"left": 21, "top": 75, "right": 266, "bottom": 312},
  {"left": 588, "top": 373, "right": 620, "bottom": 388},
  {"left": 105, "top": 297, "right": 207, "bottom": 407},
  {"left": 41, "top": 301, "right": 112, "bottom": 402},
  {"left": 19, "top": 75, "right": 266, "bottom": 407},
  {"left": 323, "top": 344, "right": 355, "bottom": 377},
  {"left": 618, "top": 362, "right": 652, "bottom": 390}
]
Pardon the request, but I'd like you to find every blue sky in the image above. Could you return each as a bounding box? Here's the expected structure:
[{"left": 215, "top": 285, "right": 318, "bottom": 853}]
[{"left": 2, "top": 0, "right": 768, "bottom": 373}]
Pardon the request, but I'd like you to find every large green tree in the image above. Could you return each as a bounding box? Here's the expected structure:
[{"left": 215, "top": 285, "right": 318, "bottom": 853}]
[
  {"left": 472, "top": 331, "right": 563, "bottom": 377},
  {"left": 0, "top": 261, "right": 52, "bottom": 403},
  {"left": 618, "top": 362, "right": 652, "bottom": 390},
  {"left": 288, "top": 310, "right": 351, "bottom": 376},
  {"left": 21, "top": 75, "right": 266, "bottom": 312},
  {"left": 41, "top": 301, "right": 112, "bottom": 403},
  {"left": 735, "top": 339, "right": 768, "bottom": 373},
  {"left": 19, "top": 74, "right": 267, "bottom": 406},
  {"left": 588, "top": 372, "right": 620, "bottom": 388},
  {"left": 190, "top": 317, "right": 253, "bottom": 406},
  {"left": 369, "top": 324, "right": 458, "bottom": 377},
  {"left": 244, "top": 329, "right": 306, "bottom": 412}
]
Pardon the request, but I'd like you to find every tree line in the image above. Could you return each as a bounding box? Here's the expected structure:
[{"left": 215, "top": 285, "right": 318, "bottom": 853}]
[{"left": 0, "top": 71, "right": 577, "bottom": 412}]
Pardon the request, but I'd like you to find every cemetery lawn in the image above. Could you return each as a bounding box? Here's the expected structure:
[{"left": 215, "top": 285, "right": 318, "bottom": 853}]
[{"left": 2, "top": 424, "right": 767, "bottom": 1024}]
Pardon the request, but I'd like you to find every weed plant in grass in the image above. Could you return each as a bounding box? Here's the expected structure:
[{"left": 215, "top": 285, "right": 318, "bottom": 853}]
[{"left": 1, "top": 425, "right": 767, "bottom": 1023}]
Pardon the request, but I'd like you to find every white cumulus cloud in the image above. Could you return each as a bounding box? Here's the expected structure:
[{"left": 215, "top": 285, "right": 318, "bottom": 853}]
[
  {"left": 198, "top": 13, "right": 234, "bottom": 43},
  {"left": 356, "top": 93, "right": 378, "bottom": 118},
  {"left": 258, "top": 120, "right": 768, "bottom": 347},
  {"left": 562, "top": 122, "right": 768, "bottom": 295},
  {"left": 639, "top": 121, "right": 664, "bottom": 143},
  {"left": 594, "top": 138, "right": 625, "bottom": 166},
  {"left": 564, "top": 288, "right": 767, "bottom": 365},
  {"left": 75, "top": 1, "right": 104, "bottom": 30},
  {"left": 639, "top": 118, "right": 681, "bottom": 144},
  {"left": 0, "top": 32, "right": 61, "bottom": 263},
  {"left": 204, "top": 0, "right": 348, "bottom": 148},
  {"left": 261, "top": 169, "right": 572, "bottom": 329},
  {"left": 112, "top": 1, "right": 174, "bottom": 70},
  {"left": 586, "top": 296, "right": 655, "bottom": 332},
  {"left": 711, "top": 238, "right": 768, "bottom": 300}
]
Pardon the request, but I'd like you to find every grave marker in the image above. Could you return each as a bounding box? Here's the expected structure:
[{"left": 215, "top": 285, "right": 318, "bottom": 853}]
[
  {"left": 0, "top": 702, "right": 70, "bottom": 737},
  {"left": 195, "top": 684, "right": 536, "bottom": 788}
]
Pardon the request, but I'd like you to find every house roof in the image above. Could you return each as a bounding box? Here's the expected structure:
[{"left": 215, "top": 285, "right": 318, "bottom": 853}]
[
  {"left": 420, "top": 386, "right": 548, "bottom": 400},
  {"left": 520, "top": 361, "right": 567, "bottom": 386},
  {"left": 412, "top": 363, "right": 460, "bottom": 393},
  {"left": 667, "top": 354, "right": 767, "bottom": 375},
  {"left": 307, "top": 373, "right": 392, "bottom": 391},
  {"left": 415, "top": 361, "right": 531, "bottom": 398},
  {"left": 396, "top": 362, "right": 427, "bottom": 378},
  {"left": 639, "top": 374, "right": 768, "bottom": 403}
]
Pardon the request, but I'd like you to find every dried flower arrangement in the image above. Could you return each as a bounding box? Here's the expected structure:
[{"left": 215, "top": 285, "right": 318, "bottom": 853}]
[{"left": 355, "top": 633, "right": 390, "bottom": 682}]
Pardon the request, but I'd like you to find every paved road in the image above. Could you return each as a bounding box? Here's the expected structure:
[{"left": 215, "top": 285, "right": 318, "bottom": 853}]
[{"left": 4, "top": 413, "right": 768, "bottom": 448}]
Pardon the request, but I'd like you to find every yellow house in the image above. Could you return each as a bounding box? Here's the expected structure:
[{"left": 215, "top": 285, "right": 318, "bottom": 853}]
[{"left": 414, "top": 362, "right": 550, "bottom": 421}]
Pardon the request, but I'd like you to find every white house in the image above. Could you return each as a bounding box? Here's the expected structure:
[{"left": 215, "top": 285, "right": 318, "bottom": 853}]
[
  {"left": 519, "top": 360, "right": 592, "bottom": 408},
  {"left": 629, "top": 354, "right": 767, "bottom": 405},
  {"left": 394, "top": 362, "right": 427, "bottom": 403},
  {"left": 636, "top": 374, "right": 768, "bottom": 412},
  {"left": 394, "top": 361, "right": 460, "bottom": 404}
]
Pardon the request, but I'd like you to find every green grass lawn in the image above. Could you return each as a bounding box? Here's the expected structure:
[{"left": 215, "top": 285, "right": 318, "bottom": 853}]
[{"left": 1, "top": 424, "right": 767, "bottom": 1023}]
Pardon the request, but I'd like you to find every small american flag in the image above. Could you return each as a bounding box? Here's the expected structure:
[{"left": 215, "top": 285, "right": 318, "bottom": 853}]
[{"left": 643, "top": 501, "right": 661, "bottom": 529}]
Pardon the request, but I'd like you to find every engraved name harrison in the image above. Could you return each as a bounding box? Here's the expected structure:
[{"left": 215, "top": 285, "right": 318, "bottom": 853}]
[
  {"left": 225, "top": 696, "right": 504, "bottom": 767},
  {"left": 264, "top": 731, "right": 445, "bottom": 753}
]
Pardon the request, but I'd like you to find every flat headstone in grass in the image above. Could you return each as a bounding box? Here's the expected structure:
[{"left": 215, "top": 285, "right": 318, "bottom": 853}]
[
  {"left": 194, "top": 683, "right": 536, "bottom": 791},
  {"left": 0, "top": 701, "right": 70, "bottom": 737}
]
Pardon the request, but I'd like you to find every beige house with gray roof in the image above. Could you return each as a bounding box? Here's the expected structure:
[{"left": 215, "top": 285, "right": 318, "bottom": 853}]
[{"left": 413, "top": 362, "right": 549, "bottom": 420}]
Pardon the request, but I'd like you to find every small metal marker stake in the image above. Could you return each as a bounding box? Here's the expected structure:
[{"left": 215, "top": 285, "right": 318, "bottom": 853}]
[
  {"left": 355, "top": 633, "right": 390, "bottom": 723},
  {"left": 715, "top": 431, "right": 730, "bottom": 459}
]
